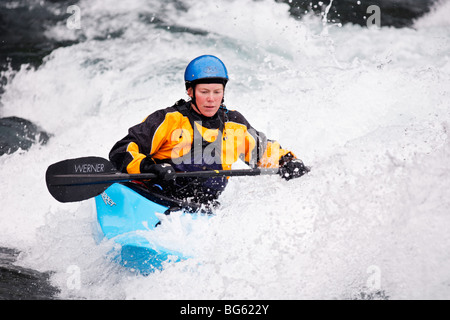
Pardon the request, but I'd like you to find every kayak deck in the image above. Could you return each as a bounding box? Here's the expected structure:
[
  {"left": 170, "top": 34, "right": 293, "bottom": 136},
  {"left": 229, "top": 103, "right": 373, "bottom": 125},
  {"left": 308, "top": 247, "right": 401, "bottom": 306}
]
[{"left": 95, "top": 182, "right": 196, "bottom": 274}]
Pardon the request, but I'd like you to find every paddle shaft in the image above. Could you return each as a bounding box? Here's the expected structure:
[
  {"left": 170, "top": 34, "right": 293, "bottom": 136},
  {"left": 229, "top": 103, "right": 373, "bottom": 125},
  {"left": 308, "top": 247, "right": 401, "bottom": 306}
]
[
  {"left": 49, "top": 168, "right": 279, "bottom": 187},
  {"left": 46, "top": 156, "right": 279, "bottom": 202}
]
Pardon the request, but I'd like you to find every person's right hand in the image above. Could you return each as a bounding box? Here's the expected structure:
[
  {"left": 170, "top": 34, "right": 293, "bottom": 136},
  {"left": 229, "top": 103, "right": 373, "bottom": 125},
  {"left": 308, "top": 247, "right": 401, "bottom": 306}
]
[{"left": 141, "top": 158, "right": 175, "bottom": 180}]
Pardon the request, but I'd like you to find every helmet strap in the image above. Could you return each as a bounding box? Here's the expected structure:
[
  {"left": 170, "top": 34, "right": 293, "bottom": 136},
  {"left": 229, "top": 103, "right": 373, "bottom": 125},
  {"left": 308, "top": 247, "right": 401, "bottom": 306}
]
[{"left": 191, "top": 87, "right": 201, "bottom": 114}]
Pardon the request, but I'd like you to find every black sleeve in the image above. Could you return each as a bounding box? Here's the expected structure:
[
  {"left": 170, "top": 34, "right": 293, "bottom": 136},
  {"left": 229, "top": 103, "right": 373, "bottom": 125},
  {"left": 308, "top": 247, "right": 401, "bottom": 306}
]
[{"left": 108, "top": 109, "right": 168, "bottom": 173}]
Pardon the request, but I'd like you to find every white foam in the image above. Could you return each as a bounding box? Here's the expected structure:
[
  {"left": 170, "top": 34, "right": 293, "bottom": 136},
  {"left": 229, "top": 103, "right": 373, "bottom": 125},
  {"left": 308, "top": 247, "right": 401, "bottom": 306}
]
[
  {"left": 1, "top": 0, "right": 450, "bottom": 299},
  {"left": 414, "top": 0, "right": 450, "bottom": 28}
]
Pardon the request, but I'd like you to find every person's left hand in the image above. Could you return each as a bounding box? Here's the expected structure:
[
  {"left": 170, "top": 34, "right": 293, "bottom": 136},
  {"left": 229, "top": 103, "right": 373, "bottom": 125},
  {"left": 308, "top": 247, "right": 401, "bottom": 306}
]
[{"left": 279, "top": 158, "right": 310, "bottom": 181}]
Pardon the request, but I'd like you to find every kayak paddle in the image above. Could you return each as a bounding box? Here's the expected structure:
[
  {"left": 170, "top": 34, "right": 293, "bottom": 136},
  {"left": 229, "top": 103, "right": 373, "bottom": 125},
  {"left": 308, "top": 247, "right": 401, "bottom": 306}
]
[{"left": 46, "top": 156, "right": 279, "bottom": 203}]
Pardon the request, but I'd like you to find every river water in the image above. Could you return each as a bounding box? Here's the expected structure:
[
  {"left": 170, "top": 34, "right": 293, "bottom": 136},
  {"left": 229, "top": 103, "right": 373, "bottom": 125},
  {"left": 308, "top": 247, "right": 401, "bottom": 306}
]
[{"left": 1, "top": 0, "right": 449, "bottom": 300}]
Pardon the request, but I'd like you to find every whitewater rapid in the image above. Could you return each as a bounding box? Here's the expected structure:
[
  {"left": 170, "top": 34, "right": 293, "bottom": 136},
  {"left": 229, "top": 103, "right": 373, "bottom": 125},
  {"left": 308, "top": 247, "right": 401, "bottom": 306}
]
[{"left": 1, "top": 0, "right": 449, "bottom": 299}]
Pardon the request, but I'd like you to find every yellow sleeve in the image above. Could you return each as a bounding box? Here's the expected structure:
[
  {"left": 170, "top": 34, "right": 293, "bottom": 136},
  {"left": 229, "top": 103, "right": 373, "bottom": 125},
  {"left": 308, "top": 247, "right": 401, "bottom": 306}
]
[{"left": 257, "top": 141, "right": 294, "bottom": 168}]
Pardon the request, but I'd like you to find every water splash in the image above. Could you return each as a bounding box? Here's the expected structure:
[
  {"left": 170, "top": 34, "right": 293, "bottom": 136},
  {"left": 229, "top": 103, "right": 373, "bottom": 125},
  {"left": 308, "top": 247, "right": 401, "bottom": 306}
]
[{"left": 0, "top": 0, "right": 449, "bottom": 300}]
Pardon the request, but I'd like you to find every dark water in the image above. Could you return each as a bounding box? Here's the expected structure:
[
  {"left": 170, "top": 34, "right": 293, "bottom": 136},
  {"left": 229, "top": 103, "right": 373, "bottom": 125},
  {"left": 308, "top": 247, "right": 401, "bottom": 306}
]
[
  {"left": 0, "top": 0, "right": 439, "bottom": 300},
  {"left": 0, "top": 1, "right": 69, "bottom": 299},
  {"left": 0, "top": 116, "right": 51, "bottom": 155},
  {"left": 279, "top": 0, "right": 436, "bottom": 28},
  {"left": 0, "top": 0, "right": 437, "bottom": 74},
  {"left": 0, "top": 247, "right": 59, "bottom": 300},
  {"left": 0, "top": 0, "right": 79, "bottom": 72}
]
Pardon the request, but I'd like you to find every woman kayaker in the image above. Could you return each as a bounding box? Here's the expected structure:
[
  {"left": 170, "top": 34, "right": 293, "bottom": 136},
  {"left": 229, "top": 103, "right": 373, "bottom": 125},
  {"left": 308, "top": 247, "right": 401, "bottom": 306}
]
[{"left": 109, "top": 55, "right": 309, "bottom": 208}]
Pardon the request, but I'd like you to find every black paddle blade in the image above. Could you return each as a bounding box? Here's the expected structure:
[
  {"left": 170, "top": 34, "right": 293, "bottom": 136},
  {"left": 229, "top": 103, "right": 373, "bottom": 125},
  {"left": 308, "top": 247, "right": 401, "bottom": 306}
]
[{"left": 46, "top": 156, "right": 117, "bottom": 203}]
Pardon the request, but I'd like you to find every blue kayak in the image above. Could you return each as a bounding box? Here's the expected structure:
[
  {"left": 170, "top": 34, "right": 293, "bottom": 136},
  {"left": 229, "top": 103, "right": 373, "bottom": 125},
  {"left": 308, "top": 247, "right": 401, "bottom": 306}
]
[{"left": 94, "top": 182, "right": 204, "bottom": 274}]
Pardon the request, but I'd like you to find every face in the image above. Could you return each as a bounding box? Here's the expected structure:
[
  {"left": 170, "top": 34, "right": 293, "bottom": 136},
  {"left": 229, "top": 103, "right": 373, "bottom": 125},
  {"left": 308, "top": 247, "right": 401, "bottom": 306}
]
[{"left": 188, "top": 83, "right": 224, "bottom": 117}]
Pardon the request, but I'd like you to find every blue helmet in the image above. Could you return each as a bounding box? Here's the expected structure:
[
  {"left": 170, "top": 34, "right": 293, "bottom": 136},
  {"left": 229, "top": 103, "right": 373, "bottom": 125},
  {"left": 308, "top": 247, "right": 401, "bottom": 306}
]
[{"left": 184, "top": 55, "right": 229, "bottom": 89}]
